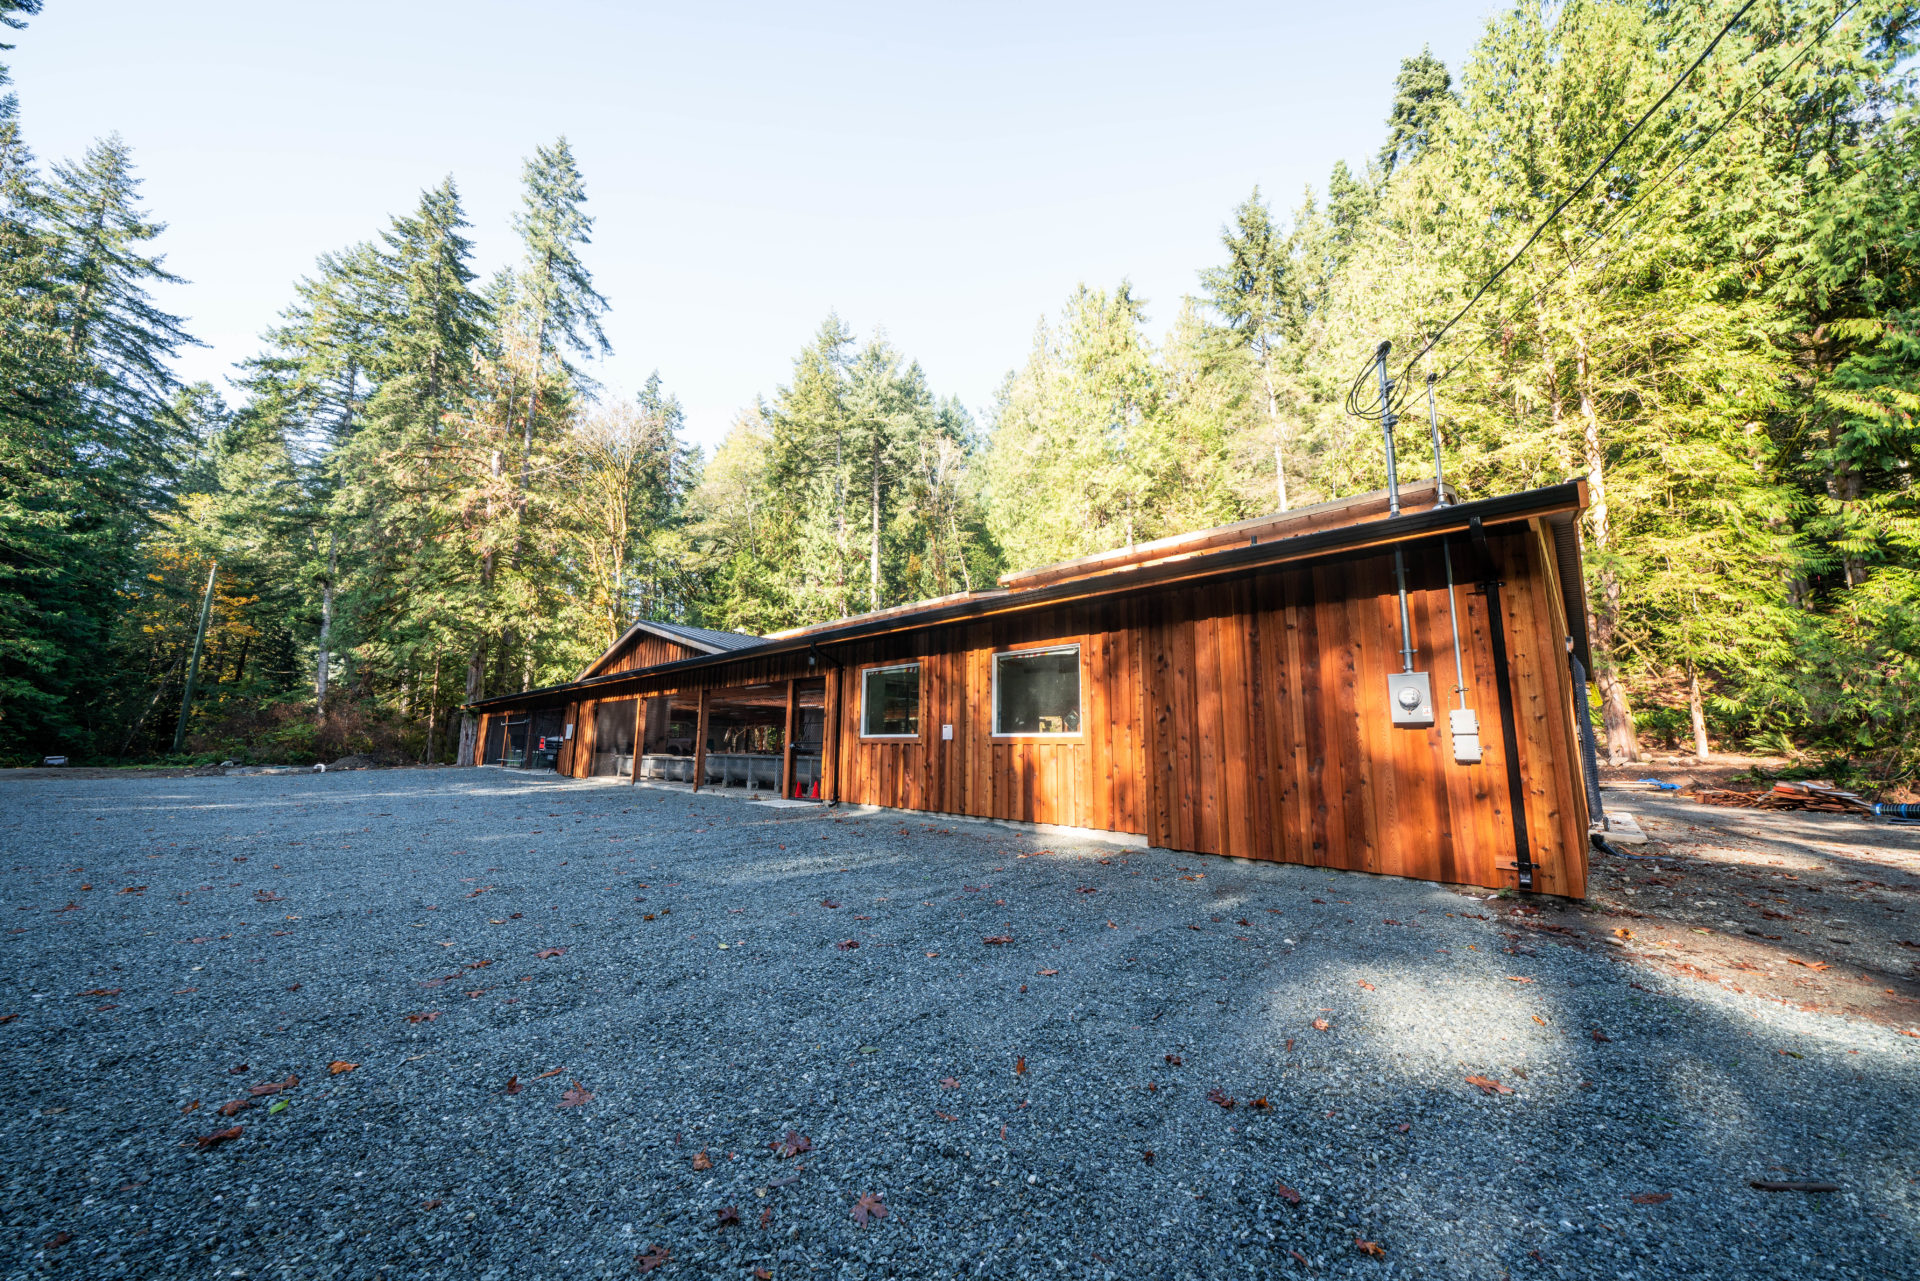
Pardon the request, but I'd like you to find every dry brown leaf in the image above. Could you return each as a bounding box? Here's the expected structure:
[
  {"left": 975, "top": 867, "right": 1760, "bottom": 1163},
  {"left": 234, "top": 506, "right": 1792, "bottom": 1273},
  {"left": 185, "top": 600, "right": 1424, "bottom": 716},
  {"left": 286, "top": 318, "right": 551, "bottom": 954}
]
[
  {"left": 714, "top": 1204, "right": 741, "bottom": 1227},
  {"left": 1591, "top": 1028, "right": 1612, "bottom": 1043},
  {"left": 635, "top": 1246, "right": 671, "bottom": 1273},
  {"left": 504, "top": 1075, "right": 522, "bottom": 1095},
  {"left": 1206, "top": 1087, "right": 1235, "bottom": 1109},
  {"left": 1357, "top": 980, "right": 1375, "bottom": 991},
  {"left": 559, "top": 1080, "right": 593, "bottom": 1108},
  {"left": 180, "top": 1099, "right": 199, "bottom": 1115},
  {"left": 194, "top": 1125, "right": 243, "bottom": 1150},
  {"left": 982, "top": 935, "right": 1013, "bottom": 945},
  {"left": 771, "top": 1130, "right": 810, "bottom": 1158},
  {"left": 535, "top": 1066, "right": 564, "bottom": 1078},
  {"left": 1164, "top": 1053, "right": 1182, "bottom": 1066},
  {"left": 851, "top": 1192, "right": 887, "bottom": 1226},
  {"left": 1629, "top": 1192, "right": 1672, "bottom": 1205},
  {"left": 939, "top": 1076, "right": 960, "bottom": 1089},
  {"left": 217, "top": 1099, "right": 250, "bottom": 1117},
  {"left": 247, "top": 1074, "right": 298, "bottom": 1097},
  {"left": 1276, "top": 1183, "right": 1301, "bottom": 1205},
  {"left": 405, "top": 1011, "right": 440, "bottom": 1024},
  {"left": 1464, "top": 1074, "right": 1514, "bottom": 1096},
  {"left": 420, "top": 1197, "right": 442, "bottom": 1209},
  {"left": 1312, "top": 1019, "right": 1330, "bottom": 1031},
  {"left": 327, "top": 1061, "right": 358, "bottom": 1075},
  {"left": 1014, "top": 1055, "right": 1026, "bottom": 1076},
  {"left": 691, "top": 1149, "right": 714, "bottom": 1171},
  {"left": 1356, "top": 1238, "right": 1385, "bottom": 1258},
  {"left": 535, "top": 947, "right": 567, "bottom": 959},
  {"left": 1036, "top": 968, "right": 1059, "bottom": 976}
]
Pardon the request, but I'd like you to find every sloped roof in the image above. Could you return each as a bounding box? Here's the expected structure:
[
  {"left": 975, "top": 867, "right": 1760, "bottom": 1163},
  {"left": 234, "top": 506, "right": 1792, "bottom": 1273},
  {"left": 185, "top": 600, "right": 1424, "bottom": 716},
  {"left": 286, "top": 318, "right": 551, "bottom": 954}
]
[
  {"left": 576, "top": 618, "right": 763, "bottom": 681},
  {"left": 473, "top": 479, "right": 1590, "bottom": 712}
]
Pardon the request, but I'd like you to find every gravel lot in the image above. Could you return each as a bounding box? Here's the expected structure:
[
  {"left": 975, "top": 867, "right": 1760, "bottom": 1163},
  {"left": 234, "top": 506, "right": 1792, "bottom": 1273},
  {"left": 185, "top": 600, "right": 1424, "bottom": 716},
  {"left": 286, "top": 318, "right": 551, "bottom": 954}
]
[{"left": 2, "top": 768, "right": 1916, "bottom": 1280}]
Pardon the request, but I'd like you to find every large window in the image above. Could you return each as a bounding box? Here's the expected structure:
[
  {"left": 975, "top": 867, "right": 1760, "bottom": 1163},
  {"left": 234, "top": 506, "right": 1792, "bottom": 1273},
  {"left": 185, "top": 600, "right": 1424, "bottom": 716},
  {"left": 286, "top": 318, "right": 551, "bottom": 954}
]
[
  {"left": 993, "top": 646, "right": 1081, "bottom": 737},
  {"left": 860, "top": 663, "right": 920, "bottom": 738}
]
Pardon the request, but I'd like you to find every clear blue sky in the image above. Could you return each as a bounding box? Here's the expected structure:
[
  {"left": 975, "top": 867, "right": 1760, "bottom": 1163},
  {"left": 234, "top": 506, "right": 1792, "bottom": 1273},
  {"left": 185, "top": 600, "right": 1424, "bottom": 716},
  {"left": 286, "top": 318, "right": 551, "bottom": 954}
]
[{"left": 14, "top": 0, "right": 1499, "bottom": 451}]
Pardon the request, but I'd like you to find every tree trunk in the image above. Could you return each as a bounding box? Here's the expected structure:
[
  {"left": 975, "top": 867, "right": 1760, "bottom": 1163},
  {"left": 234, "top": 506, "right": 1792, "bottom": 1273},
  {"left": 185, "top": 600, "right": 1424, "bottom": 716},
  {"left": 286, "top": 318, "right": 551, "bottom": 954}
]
[
  {"left": 316, "top": 527, "right": 337, "bottom": 723},
  {"left": 1688, "top": 666, "right": 1710, "bottom": 761},
  {"left": 1574, "top": 328, "right": 1640, "bottom": 764},
  {"left": 868, "top": 435, "right": 883, "bottom": 612},
  {"left": 1262, "top": 353, "right": 1288, "bottom": 513},
  {"left": 456, "top": 645, "right": 485, "bottom": 766}
]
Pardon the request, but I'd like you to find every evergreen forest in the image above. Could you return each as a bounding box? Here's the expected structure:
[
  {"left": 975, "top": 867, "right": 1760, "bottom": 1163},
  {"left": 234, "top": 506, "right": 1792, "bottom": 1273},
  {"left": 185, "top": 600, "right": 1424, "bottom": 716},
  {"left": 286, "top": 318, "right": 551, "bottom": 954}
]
[{"left": 2, "top": 0, "right": 1916, "bottom": 776}]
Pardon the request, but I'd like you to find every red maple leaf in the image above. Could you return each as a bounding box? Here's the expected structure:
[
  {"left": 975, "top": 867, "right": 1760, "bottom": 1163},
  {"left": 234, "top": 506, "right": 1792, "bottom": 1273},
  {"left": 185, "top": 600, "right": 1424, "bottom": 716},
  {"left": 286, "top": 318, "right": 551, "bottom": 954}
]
[
  {"left": 772, "top": 1130, "right": 810, "bottom": 1158},
  {"left": 851, "top": 1192, "right": 887, "bottom": 1226}
]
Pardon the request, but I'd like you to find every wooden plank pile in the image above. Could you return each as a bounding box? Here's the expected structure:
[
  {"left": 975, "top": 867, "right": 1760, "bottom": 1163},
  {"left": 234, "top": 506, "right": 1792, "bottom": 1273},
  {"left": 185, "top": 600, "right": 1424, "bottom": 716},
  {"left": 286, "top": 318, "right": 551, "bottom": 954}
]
[{"left": 1693, "top": 781, "right": 1874, "bottom": 814}]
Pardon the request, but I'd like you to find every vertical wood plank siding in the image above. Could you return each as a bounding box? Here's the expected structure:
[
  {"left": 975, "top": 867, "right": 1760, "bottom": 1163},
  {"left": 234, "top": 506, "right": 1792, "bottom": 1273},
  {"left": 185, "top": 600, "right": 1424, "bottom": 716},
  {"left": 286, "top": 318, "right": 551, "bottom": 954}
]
[{"left": 484, "top": 518, "right": 1587, "bottom": 895}]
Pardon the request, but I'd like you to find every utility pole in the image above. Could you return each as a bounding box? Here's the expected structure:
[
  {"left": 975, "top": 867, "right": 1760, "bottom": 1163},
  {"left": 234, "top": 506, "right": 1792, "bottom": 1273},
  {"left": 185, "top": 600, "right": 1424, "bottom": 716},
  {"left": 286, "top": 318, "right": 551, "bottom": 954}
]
[{"left": 172, "top": 560, "right": 218, "bottom": 755}]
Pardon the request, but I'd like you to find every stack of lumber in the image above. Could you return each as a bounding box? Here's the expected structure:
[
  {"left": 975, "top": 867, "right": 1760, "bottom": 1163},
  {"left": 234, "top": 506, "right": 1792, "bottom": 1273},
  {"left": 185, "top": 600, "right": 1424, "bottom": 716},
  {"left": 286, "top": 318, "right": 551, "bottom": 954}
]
[{"left": 1693, "top": 781, "right": 1874, "bottom": 814}]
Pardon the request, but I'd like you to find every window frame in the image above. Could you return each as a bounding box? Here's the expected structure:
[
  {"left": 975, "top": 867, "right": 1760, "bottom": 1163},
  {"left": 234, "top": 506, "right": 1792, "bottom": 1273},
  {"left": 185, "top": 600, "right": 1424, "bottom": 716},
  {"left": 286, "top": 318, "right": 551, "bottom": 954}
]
[
  {"left": 858, "top": 661, "right": 923, "bottom": 740},
  {"left": 990, "top": 643, "right": 1084, "bottom": 739}
]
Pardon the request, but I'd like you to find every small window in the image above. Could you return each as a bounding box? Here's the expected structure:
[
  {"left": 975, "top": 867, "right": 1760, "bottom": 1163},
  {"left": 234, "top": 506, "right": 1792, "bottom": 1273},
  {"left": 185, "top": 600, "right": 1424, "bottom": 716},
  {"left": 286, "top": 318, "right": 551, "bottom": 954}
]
[
  {"left": 860, "top": 663, "right": 920, "bottom": 738},
  {"left": 993, "top": 646, "right": 1081, "bottom": 736}
]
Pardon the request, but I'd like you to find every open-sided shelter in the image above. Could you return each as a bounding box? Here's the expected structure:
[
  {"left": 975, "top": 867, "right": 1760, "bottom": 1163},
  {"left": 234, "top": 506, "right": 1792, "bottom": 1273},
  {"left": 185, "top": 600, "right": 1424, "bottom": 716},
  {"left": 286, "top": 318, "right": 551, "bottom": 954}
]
[{"left": 466, "top": 478, "right": 1598, "bottom": 897}]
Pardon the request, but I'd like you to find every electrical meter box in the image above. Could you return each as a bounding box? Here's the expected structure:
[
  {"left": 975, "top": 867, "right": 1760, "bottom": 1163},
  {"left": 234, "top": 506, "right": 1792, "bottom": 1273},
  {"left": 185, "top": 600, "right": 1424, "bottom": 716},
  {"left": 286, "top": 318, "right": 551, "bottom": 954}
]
[
  {"left": 1387, "top": 671, "right": 1434, "bottom": 727},
  {"left": 1450, "top": 708, "right": 1482, "bottom": 763}
]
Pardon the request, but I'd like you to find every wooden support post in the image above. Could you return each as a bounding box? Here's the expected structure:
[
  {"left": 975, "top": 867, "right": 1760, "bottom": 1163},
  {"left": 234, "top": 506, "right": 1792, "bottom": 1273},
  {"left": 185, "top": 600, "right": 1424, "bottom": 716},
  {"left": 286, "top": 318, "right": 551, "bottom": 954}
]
[
  {"left": 824, "top": 670, "right": 840, "bottom": 804},
  {"left": 692, "top": 688, "right": 710, "bottom": 794},
  {"left": 629, "top": 696, "right": 646, "bottom": 786},
  {"left": 782, "top": 679, "right": 797, "bottom": 799}
]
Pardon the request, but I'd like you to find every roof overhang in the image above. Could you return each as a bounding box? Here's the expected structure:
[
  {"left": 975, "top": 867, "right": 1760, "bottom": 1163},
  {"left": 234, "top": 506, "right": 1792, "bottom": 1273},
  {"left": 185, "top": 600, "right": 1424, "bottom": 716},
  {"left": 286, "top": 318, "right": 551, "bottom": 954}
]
[{"left": 471, "top": 480, "right": 1589, "bottom": 712}]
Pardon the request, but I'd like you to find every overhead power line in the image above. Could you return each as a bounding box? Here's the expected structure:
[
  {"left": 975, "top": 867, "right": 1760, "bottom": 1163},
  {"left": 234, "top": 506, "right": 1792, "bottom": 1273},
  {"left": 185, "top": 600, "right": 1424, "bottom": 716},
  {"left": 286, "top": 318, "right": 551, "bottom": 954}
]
[{"left": 1345, "top": 0, "right": 1763, "bottom": 422}]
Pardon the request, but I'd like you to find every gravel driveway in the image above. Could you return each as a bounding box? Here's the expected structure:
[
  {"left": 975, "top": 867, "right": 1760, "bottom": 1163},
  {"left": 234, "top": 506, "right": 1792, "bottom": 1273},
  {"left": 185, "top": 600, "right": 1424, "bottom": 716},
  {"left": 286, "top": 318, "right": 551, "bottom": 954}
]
[{"left": 2, "top": 768, "right": 1915, "bottom": 1280}]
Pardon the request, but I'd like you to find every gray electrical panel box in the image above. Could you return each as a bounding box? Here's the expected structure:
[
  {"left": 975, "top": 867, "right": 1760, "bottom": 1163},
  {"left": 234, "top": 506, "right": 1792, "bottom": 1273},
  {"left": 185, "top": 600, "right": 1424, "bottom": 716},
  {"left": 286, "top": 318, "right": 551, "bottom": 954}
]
[{"left": 1387, "top": 671, "right": 1434, "bottom": 727}]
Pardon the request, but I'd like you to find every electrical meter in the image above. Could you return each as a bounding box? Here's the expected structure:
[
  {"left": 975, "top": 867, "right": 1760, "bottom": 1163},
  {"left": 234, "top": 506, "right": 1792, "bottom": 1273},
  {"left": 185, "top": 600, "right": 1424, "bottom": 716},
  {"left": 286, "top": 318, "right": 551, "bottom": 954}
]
[{"left": 1386, "top": 671, "right": 1433, "bottom": 727}]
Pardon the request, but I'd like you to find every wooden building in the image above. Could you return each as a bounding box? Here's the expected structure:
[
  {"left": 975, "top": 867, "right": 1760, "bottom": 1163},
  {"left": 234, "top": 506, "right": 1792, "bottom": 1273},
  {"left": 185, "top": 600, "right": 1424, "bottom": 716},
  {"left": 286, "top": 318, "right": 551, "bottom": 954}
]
[{"left": 467, "top": 479, "right": 1597, "bottom": 897}]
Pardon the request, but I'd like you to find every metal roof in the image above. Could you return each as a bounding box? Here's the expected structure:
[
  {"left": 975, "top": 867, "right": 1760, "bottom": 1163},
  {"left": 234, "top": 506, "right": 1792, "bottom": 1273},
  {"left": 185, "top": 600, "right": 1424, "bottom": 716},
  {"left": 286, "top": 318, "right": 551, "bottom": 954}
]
[{"left": 473, "top": 480, "right": 1589, "bottom": 712}]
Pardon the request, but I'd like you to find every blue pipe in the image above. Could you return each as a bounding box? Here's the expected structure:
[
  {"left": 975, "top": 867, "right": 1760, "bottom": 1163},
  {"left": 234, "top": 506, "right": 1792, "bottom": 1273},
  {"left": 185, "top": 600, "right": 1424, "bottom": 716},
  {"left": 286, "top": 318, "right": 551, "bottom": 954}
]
[{"left": 1874, "top": 802, "right": 1917, "bottom": 818}]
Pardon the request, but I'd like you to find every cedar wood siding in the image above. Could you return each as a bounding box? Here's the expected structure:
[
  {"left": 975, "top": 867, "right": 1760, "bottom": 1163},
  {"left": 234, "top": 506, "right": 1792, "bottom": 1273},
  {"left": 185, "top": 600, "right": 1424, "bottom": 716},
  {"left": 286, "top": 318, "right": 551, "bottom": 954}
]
[{"left": 477, "top": 517, "right": 1589, "bottom": 896}]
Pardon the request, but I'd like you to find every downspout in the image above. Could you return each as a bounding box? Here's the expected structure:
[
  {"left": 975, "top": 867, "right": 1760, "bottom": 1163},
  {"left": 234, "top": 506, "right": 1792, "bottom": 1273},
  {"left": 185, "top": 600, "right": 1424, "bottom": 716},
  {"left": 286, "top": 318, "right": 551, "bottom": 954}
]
[{"left": 1470, "top": 517, "right": 1535, "bottom": 892}]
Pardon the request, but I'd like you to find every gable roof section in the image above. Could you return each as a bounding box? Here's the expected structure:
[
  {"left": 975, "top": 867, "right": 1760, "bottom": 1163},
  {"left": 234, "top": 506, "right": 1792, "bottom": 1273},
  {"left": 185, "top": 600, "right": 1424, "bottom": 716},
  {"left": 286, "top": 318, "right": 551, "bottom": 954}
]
[
  {"left": 576, "top": 618, "right": 764, "bottom": 681},
  {"left": 474, "top": 480, "right": 1589, "bottom": 712}
]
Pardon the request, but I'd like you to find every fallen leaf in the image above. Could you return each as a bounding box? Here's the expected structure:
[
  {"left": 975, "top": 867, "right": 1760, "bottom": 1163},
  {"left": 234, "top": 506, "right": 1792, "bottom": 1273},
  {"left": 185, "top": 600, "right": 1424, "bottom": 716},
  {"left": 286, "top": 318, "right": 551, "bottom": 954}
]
[
  {"left": 821, "top": 899, "right": 841, "bottom": 909},
  {"left": 1357, "top": 980, "right": 1375, "bottom": 991},
  {"left": 420, "top": 1198, "right": 442, "bottom": 1209},
  {"left": 1591, "top": 1028, "right": 1612, "bottom": 1043},
  {"left": 217, "top": 1099, "right": 250, "bottom": 1117},
  {"left": 535, "top": 947, "right": 566, "bottom": 959},
  {"left": 328, "top": 1061, "right": 358, "bottom": 1075},
  {"left": 180, "top": 1099, "right": 199, "bottom": 1115},
  {"left": 757, "top": 1210, "right": 771, "bottom": 1231},
  {"left": 194, "top": 1125, "right": 243, "bottom": 1150},
  {"left": 1036, "top": 968, "right": 1058, "bottom": 976},
  {"left": 753, "top": 1268, "right": 772, "bottom": 1279},
  {"left": 1789, "top": 959, "right": 1831, "bottom": 971},
  {"left": 924, "top": 951, "right": 939, "bottom": 958},
  {"left": 635, "top": 1245, "right": 671, "bottom": 1273},
  {"left": 1312, "top": 1019, "right": 1330, "bottom": 1031},
  {"left": 1507, "top": 976, "right": 1535, "bottom": 983},
  {"left": 1276, "top": 1183, "right": 1301, "bottom": 1205},
  {"left": 504, "top": 1075, "right": 522, "bottom": 1095},
  {"left": 1164, "top": 1054, "right": 1183, "bottom": 1066},
  {"left": 536, "top": 1066, "right": 565, "bottom": 1078},
  {"left": 1014, "top": 1055, "right": 1026, "bottom": 1076},
  {"left": 227, "top": 1063, "right": 249, "bottom": 1075},
  {"left": 1356, "top": 1237, "right": 1385, "bottom": 1258},
  {"left": 268, "top": 1098, "right": 289, "bottom": 1115},
  {"left": 692, "top": 1149, "right": 714, "bottom": 1171},
  {"left": 836, "top": 939, "right": 859, "bottom": 951},
  {"left": 1142, "top": 1150, "right": 1154, "bottom": 1165},
  {"left": 1629, "top": 1192, "right": 1671, "bottom": 1205},
  {"left": 1613, "top": 927, "right": 1635, "bottom": 940},
  {"left": 247, "top": 1074, "right": 298, "bottom": 1097},
  {"left": 1250, "top": 1096, "right": 1272, "bottom": 1111},
  {"left": 80, "top": 988, "right": 121, "bottom": 997},
  {"left": 1464, "top": 1074, "right": 1514, "bottom": 1096},
  {"left": 851, "top": 1192, "right": 887, "bottom": 1226},
  {"left": 1206, "top": 1087, "right": 1236, "bottom": 1109},
  {"left": 406, "top": 1011, "right": 440, "bottom": 1024},
  {"left": 1290, "top": 1249, "right": 1309, "bottom": 1265},
  {"left": 43, "top": 1231, "right": 72, "bottom": 1249},
  {"left": 982, "top": 935, "right": 1013, "bottom": 945},
  {"left": 559, "top": 1080, "right": 593, "bottom": 1108},
  {"left": 715, "top": 1204, "right": 740, "bottom": 1227}
]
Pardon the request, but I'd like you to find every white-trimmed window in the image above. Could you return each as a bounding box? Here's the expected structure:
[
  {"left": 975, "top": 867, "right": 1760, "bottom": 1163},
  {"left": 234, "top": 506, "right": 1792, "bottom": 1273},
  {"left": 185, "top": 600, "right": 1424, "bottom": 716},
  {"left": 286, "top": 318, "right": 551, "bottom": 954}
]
[
  {"left": 860, "top": 663, "right": 921, "bottom": 738},
  {"left": 992, "top": 645, "right": 1082, "bottom": 737}
]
